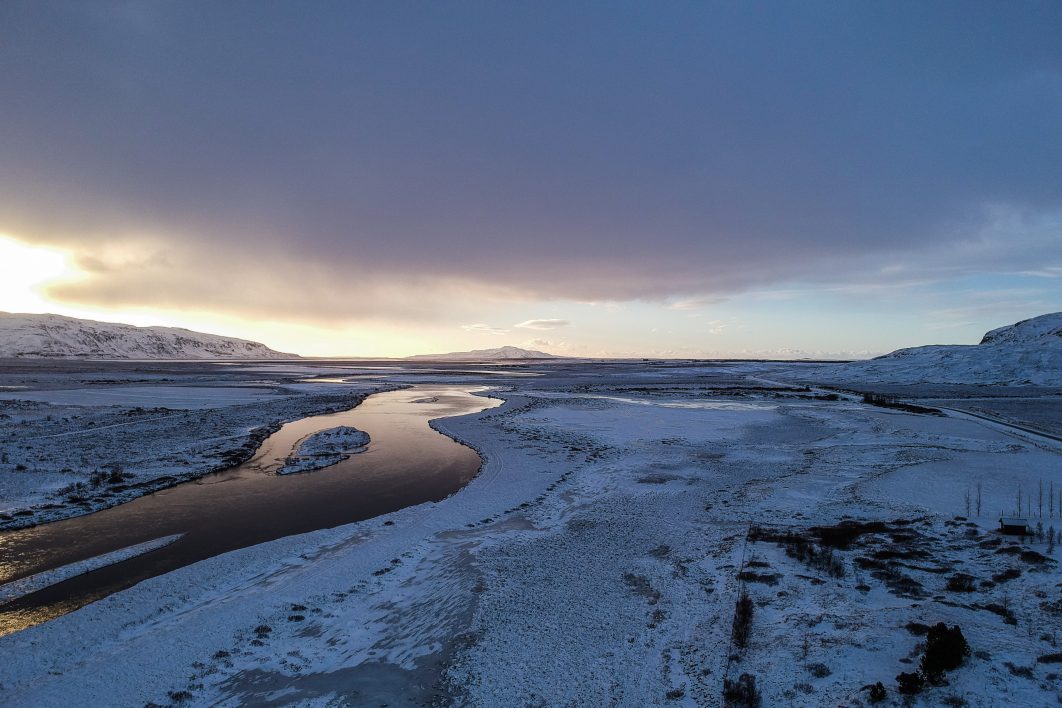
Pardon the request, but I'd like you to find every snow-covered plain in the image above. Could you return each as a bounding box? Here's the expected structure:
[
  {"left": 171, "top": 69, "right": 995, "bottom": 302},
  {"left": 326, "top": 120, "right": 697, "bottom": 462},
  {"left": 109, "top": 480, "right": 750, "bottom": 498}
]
[{"left": 1, "top": 356, "right": 1059, "bottom": 706}]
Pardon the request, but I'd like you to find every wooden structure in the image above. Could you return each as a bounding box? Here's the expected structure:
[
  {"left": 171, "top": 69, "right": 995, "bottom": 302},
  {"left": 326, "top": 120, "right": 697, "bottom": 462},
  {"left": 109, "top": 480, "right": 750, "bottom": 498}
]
[{"left": 998, "top": 517, "right": 1030, "bottom": 535}]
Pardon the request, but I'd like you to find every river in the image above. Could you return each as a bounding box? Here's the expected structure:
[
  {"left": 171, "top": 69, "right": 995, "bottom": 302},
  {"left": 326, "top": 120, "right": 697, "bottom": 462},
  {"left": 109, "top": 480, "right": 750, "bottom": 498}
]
[{"left": 0, "top": 384, "right": 500, "bottom": 636}]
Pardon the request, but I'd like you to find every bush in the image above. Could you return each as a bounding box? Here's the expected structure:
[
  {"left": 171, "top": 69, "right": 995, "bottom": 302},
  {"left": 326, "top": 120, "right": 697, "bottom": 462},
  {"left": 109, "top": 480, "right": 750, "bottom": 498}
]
[
  {"left": 723, "top": 673, "right": 761, "bottom": 707},
  {"left": 921, "top": 623, "right": 970, "bottom": 682},
  {"left": 782, "top": 537, "right": 845, "bottom": 577},
  {"left": 805, "top": 662, "right": 831, "bottom": 678},
  {"left": 737, "top": 571, "right": 780, "bottom": 585},
  {"left": 1004, "top": 661, "right": 1034, "bottom": 678},
  {"left": 896, "top": 671, "right": 924, "bottom": 695},
  {"left": 945, "top": 573, "right": 976, "bottom": 592},
  {"left": 868, "top": 681, "right": 887, "bottom": 703},
  {"left": 991, "top": 568, "right": 1021, "bottom": 583},
  {"left": 732, "top": 589, "right": 754, "bottom": 649},
  {"left": 104, "top": 462, "right": 124, "bottom": 484}
]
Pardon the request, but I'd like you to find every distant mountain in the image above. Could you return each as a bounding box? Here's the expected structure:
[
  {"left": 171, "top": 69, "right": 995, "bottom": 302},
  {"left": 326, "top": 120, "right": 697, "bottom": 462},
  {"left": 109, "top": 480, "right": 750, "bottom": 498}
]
[
  {"left": 406, "top": 345, "right": 563, "bottom": 361},
  {"left": 834, "top": 313, "right": 1062, "bottom": 385},
  {"left": 0, "top": 312, "right": 295, "bottom": 359}
]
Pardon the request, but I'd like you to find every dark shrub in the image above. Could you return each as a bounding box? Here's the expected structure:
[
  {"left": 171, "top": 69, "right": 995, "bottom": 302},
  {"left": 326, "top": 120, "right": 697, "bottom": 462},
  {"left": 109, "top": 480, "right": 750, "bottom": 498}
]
[
  {"left": 896, "top": 671, "right": 924, "bottom": 695},
  {"left": 920, "top": 623, "right": 970, "bottom": 683},
  {"left": 723, "top": 673, "right": 761, "bottom": 707},
  {"left": 1020, "top": 549, "right": 1050, "bottom": 564},
  {"left": 104, "top": 462, "right": 124, "bottom": 484},
  {"left": 981, "top": 602, "right": 1017, "bottom": 625},
  {"left": 737, "top": 571, "right": 780, "bottom": 585},
  {"left": 1004, "top": 661, "right": 1034, "bottom": 678},
  {"left": 811, "top": 520, "right": 888, "bottom": 549},
  {"left": 868, "top": 681, "right": 887, "bottom": 703},
  {"left": 945, "top": 573, "right": 976, "bottom": 592},
  {"left": 782, "top": 537, "right": 845, "bottom": 576},
  {"left": 732, "top": 589, "right": 754, "bottom": 649},
  {"left": 805, "top": 662, "right": 831, "bottom": 678}
]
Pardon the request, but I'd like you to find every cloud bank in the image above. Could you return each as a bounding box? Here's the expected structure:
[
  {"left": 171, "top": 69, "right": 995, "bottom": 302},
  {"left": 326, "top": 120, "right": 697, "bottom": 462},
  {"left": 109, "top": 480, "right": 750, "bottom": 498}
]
[{"left": 0, "top": 2, "right": 1059, "bottom": 325}]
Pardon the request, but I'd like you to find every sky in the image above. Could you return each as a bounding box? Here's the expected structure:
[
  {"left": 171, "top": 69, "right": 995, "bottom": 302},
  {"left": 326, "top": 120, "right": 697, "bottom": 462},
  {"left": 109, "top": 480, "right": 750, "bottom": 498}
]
[{"left": 1, "top": 1, "right": 1060, "bottom": 358}]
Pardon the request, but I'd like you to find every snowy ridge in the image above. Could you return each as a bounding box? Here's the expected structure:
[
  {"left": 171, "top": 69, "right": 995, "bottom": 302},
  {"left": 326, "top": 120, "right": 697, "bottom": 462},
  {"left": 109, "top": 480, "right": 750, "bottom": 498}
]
[
  {"left": 406, "top": 345, "right": 562, "bottom": 361},
  {"left": 979, "top": 313, "right": 1062, "bottom": 346},
  {"left": 837, "top": 312, "right": 1062, "bottom": 385},
  {"left": 0, "top": 312, "right": 294, "bottom": 359}
]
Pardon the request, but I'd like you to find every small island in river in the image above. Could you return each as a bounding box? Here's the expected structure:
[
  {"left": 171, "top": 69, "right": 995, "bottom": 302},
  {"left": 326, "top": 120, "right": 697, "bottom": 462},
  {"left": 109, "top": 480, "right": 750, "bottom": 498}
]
[{"left": 278, "top": 426, "right": 371, "bottom": 475}]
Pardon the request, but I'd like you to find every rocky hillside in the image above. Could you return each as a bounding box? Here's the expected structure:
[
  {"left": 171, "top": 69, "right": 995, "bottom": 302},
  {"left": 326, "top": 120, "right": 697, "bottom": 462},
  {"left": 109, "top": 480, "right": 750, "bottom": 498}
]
[
  {"left": 0, "top": 312, "right": 294, "bottom": 359},
  {"left": 835, "top": 313, "right": 1062, "bottom": 385}
]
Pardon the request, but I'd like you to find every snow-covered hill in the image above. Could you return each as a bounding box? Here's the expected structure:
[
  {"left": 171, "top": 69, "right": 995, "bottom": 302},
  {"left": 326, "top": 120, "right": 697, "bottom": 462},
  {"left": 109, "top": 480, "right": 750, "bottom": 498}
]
[
  {"left": 0, "top": 312, "right": 294, "bottom": 359},
  {"left": 406, "top": 345, "right": 562, "bottom": 361},
  {"left": 834, "top": 312, "right": 1062, "bottom": 385}
]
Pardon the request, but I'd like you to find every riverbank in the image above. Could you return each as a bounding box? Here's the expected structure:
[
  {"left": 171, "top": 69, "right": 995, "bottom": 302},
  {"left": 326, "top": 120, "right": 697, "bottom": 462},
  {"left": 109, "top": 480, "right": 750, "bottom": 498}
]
[{"left": 0, "top": 382, "right": 388, "bottom": 531}]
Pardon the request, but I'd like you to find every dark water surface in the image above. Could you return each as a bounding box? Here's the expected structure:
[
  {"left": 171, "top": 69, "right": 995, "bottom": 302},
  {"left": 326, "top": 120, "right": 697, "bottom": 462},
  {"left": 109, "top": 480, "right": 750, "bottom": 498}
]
[{"left": 0, "top": 385, "right": 499, "bottom": 636}]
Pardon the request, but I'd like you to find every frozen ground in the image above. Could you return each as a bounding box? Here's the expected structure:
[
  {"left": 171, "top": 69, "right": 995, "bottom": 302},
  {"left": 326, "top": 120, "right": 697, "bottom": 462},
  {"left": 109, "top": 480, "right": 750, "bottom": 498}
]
[{"left": 0, "top": 361, "right": 1059, "bottom": 706}]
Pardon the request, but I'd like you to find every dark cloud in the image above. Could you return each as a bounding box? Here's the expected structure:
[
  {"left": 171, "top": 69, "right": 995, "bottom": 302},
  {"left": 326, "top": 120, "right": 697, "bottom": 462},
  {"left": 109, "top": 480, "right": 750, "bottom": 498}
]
[{"left": 1, "top": 1, "right": 1060, "bottom": 318}]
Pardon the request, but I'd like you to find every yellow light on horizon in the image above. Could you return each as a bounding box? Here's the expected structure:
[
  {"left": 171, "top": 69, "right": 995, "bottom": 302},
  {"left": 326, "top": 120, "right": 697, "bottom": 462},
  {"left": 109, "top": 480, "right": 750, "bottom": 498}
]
[
  {"left": 0, "top": 234, "right": 446, "bottom": 357},
  {"left": 0, "top": 234, "right": 82, "bottom": 314}
]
